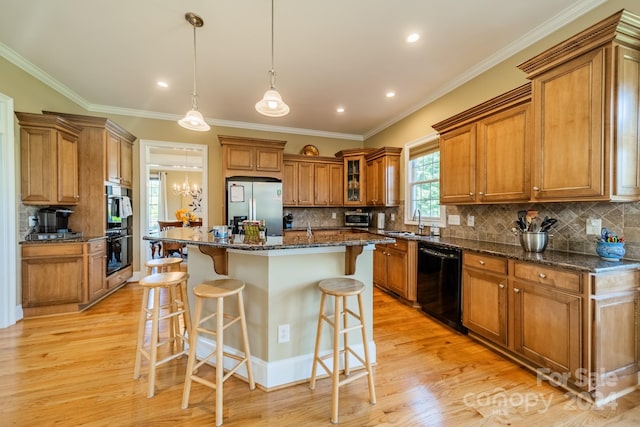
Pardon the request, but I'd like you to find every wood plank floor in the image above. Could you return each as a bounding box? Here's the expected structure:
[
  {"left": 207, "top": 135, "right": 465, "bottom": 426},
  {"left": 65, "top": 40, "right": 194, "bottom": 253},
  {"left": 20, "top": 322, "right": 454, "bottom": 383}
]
[{"left": 1, "top": 283, "right": 639, "bottom": 426}]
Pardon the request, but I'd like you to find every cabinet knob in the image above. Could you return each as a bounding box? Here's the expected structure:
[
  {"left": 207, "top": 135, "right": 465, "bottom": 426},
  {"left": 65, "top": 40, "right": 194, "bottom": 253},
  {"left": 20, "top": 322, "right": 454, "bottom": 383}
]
[
  {"left": 533, "top": 186, "right": 540, "bottom": 191},
  {"left": 469, "top": 192, "right": 474, "bottom": 197},
  {"left": 514, "top": 288, "right": 520, "bottom": 293},
  {"left": 479, "top": 260, "right": 485, "bottom": 265},
  {"left": 538, "top": 273, "right": 547, "bottom": 279},
  {"left": 478, "top": 192, "right": 484, "bottom": 196},
  {"left": 499, "top": 283, "right": 505, "bottom": 289},
  {"left": 387, "top": 253, "right": 391, "bottom": 257}
]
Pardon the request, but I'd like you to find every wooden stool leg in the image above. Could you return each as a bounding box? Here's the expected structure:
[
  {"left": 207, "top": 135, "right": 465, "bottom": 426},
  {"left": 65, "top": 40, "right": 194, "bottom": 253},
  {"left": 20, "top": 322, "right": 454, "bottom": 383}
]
[
  {"left": 134, "top": 287, "right": 150, "bottom": 379},
  {"left": 181, "top": 295, "right": 202, "bottom": 409},
  {"left": 179, "top": 278, "right": 192, "bottom": 352},
  {"left": 331, "top": 294, "right": 341, "bottom": 424},
  {"left": 147, "top": 288, "right": 161, "bottom": 398},
  {"left": 237, "top": 289, "right": 255, "bottom": 389},
  {"left": 216, "top": 296, "right": 224, "bottom": 427},
  {"left": 309, "top": 292, "right": 327, "bottom": 389},
  {"left": 342, "top": 295, "right": 350, "bottom": 377},
  {"left": 358, "top": 293, "right": 376, "bottom": 405}
]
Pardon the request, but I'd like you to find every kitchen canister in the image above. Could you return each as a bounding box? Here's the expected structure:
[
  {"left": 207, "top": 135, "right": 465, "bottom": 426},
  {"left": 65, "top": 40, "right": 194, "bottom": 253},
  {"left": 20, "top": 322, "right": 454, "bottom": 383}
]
[
  {"left": 212, "top": 225, "right": 228, "bottom": 239},
  {"left": 519, "top": 232, "right": 548, "bottom": 253}
]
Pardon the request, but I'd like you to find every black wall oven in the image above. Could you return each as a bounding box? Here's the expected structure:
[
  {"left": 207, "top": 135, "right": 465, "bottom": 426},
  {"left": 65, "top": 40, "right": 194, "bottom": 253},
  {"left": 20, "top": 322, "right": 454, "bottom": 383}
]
[{"left": 106, "top": 185, "right": 133, "bottom": 275}]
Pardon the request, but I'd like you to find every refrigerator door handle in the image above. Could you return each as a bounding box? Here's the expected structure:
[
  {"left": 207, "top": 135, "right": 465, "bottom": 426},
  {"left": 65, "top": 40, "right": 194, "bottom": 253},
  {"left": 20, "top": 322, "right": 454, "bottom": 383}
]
[{"left": 250, "top": 198, "right": 256, "bottom": 221}]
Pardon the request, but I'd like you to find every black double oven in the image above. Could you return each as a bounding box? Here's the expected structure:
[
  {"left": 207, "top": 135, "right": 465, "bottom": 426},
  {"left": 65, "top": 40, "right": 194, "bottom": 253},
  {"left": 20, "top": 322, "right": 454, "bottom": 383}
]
[{"left": 106, "top": 185, "right": 133, "bottom": 275}]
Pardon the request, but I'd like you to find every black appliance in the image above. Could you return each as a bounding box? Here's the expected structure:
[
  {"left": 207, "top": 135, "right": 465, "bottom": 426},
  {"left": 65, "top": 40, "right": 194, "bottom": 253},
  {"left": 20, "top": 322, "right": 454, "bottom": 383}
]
[
  {"left": 417, "top": 242, "right": 467, "bottom": 333},
  {"left": 344, "top": 211, "right": 371, "bottom": 227},
  {"left": 106, "top": 185, "right": 133, "bottom": 274},
  {"left": 230, "top": 215, "right": 248, "bottom": 235},
  {"left": 283, "top": 213, "right": 293, "bottom": 229},
  {"left": 36, "top": 207, "right": 74, "bottom": 233}
]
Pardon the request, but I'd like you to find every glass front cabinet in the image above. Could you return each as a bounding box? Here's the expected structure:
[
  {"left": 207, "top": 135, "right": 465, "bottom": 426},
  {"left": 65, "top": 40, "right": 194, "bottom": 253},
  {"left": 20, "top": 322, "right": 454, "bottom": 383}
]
[{"left": 336, "top": 149, "right": 369, "bottom": 206}]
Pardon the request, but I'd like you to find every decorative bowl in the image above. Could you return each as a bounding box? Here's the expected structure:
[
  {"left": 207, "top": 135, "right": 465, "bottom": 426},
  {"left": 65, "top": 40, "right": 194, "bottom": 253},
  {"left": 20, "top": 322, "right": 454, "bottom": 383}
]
[
  {"left": 596, "top": 241, "right": 625, "bottom": 261},
  {"left": 519, "top": 232, "right": 548, "bottom": 252}
]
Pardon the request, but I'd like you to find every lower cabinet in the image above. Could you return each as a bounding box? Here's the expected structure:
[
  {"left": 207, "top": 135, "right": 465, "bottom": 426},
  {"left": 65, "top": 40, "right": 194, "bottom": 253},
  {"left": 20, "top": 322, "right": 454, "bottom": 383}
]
[
  {"left": 462, "top": 251, "right": 640, "bottom": 402},
  {"left": 373, "top": 238, "right": 417, "bottom": 301},
  {"left": 21, "top": 238, "right": 122, "bottom": 317}
]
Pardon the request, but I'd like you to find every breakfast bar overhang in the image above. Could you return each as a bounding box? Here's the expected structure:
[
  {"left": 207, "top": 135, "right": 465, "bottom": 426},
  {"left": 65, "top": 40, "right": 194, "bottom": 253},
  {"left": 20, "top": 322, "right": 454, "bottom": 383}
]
[{"left": 144, "top": 228, "right": 394, "bottom": 389}]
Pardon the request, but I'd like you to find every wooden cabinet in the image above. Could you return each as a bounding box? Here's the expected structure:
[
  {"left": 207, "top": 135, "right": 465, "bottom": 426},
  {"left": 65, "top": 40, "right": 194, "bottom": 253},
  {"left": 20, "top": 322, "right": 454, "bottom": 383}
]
[
  {"left": 433, "top": 84, "right": 532, "bottom": 204},
  {"left": 335, "top": 149, "right": 370, "bottom": 206},
  {"left": 462, "top": 252, "right": 508, "bottom": 346},
  {"left": 16, "top": 112, "right": 81, "bottom": 205},
  {"left": 518, "top": 10, "right": 640, "bottom": 202},
  {"left": 365, "top": 147, "right": 402, "bottom": 207},
  {"left": 87, "top": 239, "right": 107, "bottom": 301},
  {"left": 106, "top": 132, "right": 134, "bottom": 187},
  {"left": 283, "top": 155, "right": 342, "bottom": 207},
  {"left": 219, "top": 135, "right": 286, "bottom": 179},
  {"left": 373, "top": 238, "right": 417, "bottom": 301}
]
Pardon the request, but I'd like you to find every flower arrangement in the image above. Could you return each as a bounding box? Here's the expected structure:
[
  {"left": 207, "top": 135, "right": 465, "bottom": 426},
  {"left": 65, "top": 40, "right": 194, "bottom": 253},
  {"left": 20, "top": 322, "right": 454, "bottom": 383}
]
[{"left": 175, "top": 208, "right": 197, "bottom": 225}]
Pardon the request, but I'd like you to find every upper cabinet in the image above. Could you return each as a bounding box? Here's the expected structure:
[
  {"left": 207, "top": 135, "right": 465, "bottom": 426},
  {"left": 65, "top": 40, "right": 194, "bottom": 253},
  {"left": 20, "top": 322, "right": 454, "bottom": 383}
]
[
  {"left": 106, "top": 131, "right": 134, "bottom": 187},
  {"left": 219, "top": 135, "right": 286, "bottom": 180},
  {"left": 365, "top": 147, "right": 402, "bottom": 207},
  {"left": 434, "top": 84, "right": 532, "bottom": 204},
  {"left": 335, "top": 149, "right": 369, "bottom": 206},
  {"left": 517, "top": 9, "right": 640, "bottom": 202},
  {"left": 283, "top": 154, "right": 343, "bottom": 207},
  {"left": 17, "top": 112, "right": 81, "bottom": 205}
]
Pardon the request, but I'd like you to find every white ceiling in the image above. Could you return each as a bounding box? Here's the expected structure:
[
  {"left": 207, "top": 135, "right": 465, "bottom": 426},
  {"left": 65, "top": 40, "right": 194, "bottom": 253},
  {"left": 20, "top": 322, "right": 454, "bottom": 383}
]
[{"left": 0, "top": 0, "right": 604, "bottom": 140}]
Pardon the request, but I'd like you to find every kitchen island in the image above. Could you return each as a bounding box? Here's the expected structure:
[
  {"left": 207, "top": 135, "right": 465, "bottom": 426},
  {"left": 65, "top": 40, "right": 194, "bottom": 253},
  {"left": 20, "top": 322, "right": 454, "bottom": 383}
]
[{"left": 143, "top": 227, "right": 394, "bottom": 390}]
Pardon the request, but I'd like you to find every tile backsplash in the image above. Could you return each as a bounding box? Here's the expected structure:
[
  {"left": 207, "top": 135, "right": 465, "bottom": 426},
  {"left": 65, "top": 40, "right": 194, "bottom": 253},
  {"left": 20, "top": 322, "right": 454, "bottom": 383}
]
[{"left": 289, "top": 201, "right": 640, "bottom": 261}]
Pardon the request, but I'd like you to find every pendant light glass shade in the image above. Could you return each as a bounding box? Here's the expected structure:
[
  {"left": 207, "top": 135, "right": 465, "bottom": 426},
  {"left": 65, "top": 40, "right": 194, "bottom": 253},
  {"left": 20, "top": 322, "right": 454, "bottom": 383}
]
[
  {"left": 179, "top": 12, "right": 210, "bottom": 132},
  {"left": 256, "top": 0, "right": 289, "bottom": 117}
]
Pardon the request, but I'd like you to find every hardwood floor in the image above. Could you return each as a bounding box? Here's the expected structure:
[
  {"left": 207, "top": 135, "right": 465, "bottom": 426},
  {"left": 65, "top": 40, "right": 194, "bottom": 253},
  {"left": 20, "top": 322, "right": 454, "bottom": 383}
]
[{"left": 1, "top": 283, "right": 639, "bottom": 426}]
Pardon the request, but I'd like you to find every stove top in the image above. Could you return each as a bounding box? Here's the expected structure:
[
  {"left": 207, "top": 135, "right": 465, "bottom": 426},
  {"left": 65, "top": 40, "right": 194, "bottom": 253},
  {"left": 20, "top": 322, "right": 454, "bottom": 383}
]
[{"left": 25, "top": 231, "right": 84, "bottom": 241}]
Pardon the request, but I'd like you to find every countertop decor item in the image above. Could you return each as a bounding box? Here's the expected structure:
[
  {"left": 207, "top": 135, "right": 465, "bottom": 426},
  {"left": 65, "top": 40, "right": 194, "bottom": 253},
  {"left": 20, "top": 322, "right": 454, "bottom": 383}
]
[
  {"left": 597, "top": 228, "right": 625, "bottom": 260},
  {"left": 519, "top": 231, "right": 548, "bottom": 252},
  {"left": 300, "top": 144, "right": 319, "bottom": 156}
]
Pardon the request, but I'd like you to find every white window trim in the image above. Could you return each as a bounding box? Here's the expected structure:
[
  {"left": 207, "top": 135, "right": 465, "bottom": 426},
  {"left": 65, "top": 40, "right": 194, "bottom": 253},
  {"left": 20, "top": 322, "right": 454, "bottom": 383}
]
[{"left": 403, "top": 132, "right": 446, "bottom": 228}]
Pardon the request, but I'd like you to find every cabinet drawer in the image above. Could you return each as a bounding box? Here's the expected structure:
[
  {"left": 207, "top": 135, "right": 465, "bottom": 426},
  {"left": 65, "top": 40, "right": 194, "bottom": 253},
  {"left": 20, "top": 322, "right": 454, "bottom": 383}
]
[
  {"left": 386, "top": 238, "right": 408, "bottom": 252},
  {"left": 513, "top": 262, "right": 581, "bottom": 293},
  {"left": 22, "top": 242, "right": 84, "bottom": 257},
  {"left": 107, "top": 265, "right": 132, "bottom": 289},
  {"left": 592, "top": 269, "right": 640, "bottom": 295},
  {"left": 463, "top": 252, "right": 507, "bottom": 274},
  {"left": 89, "top": 239, "right": 107, "bottom": 253}
]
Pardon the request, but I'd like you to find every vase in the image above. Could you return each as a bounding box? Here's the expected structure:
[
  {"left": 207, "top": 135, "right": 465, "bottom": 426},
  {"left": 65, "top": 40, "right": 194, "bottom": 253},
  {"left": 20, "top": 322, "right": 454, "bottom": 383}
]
[{"left": 596, "top": 241, "right": 625, "bottom": 261}]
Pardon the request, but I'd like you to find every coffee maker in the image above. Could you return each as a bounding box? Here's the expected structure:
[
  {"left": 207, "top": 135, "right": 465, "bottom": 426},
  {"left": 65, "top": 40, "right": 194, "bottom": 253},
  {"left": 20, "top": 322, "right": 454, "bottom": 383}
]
[{"left": 283, "top": 213, "right": 293, "bottom": 229}]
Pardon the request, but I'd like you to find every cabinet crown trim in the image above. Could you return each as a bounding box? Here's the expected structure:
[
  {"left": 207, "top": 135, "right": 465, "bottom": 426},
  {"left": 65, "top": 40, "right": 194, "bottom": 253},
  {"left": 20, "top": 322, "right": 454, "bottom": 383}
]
[
  {"left": 15, "top": 112, "right": 82, "bottom": 135},
  {"left": 42, "top": 111, "right": 137, "bottom": 142},
  {"left": 218, "top": 135, "right": 286, "bottom": 149}
]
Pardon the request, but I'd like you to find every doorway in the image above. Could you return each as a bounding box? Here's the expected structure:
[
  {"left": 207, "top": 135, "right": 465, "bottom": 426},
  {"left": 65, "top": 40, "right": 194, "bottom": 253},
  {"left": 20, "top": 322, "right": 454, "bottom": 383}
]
[{"left": 139, "top": 140, "right": 208, "bottom": 269}]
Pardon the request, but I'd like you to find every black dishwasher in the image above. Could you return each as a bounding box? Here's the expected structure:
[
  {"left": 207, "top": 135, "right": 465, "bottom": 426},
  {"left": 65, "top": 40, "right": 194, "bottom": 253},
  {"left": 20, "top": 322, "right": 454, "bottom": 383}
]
[{"left": 417, "top": 242, "right": 467, "bottom": 333}]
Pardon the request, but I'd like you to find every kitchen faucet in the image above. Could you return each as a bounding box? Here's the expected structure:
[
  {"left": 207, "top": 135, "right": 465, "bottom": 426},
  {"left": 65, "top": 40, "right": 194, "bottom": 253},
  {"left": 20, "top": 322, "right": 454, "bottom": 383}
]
[{"left": 414, "top": 209, "right": 425, "bottom": 235}]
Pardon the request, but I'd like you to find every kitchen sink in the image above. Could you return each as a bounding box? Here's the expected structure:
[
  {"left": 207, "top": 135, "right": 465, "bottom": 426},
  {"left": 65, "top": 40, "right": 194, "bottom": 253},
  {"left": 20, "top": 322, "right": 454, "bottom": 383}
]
[{"left": 385, "top": 231, "right": 416, "bottom": 237}]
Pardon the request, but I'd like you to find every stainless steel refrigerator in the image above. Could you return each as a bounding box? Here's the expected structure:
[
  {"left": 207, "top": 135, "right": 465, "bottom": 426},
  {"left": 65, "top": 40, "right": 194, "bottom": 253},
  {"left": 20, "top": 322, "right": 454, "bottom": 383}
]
[{"left": 226, "top": 177, "right": 283, "bottom": 236}]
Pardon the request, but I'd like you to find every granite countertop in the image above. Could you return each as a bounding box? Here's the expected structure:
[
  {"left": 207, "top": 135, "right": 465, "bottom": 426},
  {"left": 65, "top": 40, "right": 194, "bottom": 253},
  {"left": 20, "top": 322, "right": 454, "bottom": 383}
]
[
  {"left": 144, "top": 227, "right": 395, "bottom": 251},
  {"left": 20, "top": 235, "right": 107, "bottom": 245},
  {"left": 370, "top": 229, "right": 640, "bottom": 274}
]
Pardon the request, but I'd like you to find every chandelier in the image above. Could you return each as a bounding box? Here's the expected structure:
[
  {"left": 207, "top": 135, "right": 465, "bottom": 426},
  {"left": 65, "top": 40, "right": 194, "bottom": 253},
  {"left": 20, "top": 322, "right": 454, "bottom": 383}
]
[
  {"left": 173, "top": 149, "right": 199, "bottom": 197},
  {"left": 255, "top": 0, "right": 289, "bottom": 117}
]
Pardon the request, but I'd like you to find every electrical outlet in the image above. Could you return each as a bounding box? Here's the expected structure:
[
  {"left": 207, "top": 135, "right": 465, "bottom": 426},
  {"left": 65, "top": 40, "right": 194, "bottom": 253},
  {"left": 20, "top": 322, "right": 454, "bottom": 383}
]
[
  {"left": 467, "top": 215, "right": 475, "bottom": 227},
  {"left": 331, "top": 212, "right": 336, "bottom": 219},
  {"left": 28, "top": 215, "right": 37, "bottom": 227},
  {"left": 278, "top": 324, "right": 290, "bottom": 343},
  {"left": 391, "top": 213, "right": 395, "bottom": 221},
  {"left": 586, "top": 218, "right": 602, "bottom": 235},
  {"left": 448, "top": 214, "right": 461, "bottom": 225}
]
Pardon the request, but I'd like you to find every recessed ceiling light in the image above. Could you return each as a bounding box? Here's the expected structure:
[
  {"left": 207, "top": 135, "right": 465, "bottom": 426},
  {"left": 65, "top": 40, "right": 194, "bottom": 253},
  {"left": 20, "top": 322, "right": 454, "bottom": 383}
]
[
  {"left": 406, "top": 33, "right": 420, "bottom": 43},
  {"left": 386, "top": 91, "right": 396, "bottom": 98},
  {"left": 157, "top": 81, "right": 169, "bottom": 88},
  {"left": 337, "top": 107, "right": 345, "bottom": 113}
]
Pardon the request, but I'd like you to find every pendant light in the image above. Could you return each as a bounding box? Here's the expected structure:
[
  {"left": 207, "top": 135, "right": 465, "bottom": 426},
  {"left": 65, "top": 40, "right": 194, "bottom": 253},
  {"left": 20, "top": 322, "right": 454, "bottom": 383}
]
[
  {"left": 178, "top": 12, "right": 211, "bottom": 131},
  {"left": 255, "top": 0, "right": 290, "bottom": 117}
]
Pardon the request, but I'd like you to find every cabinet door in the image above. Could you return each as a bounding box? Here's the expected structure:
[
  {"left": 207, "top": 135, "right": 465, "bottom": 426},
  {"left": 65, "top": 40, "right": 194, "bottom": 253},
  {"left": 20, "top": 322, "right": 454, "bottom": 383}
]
[
  {"left": 314, "top": 163, "right": 330, "bottom": 205},
  {"left": 512, "top": 281, "right": 582, "bottom": 377},
  {"left": 225, "top": 145, "right": 254, "bottom": 171},
  {"left": 366, "top": 159, "right": 386, "bottom": 206},
  {"left": 383, "top": 155, "right": 400, "bottom": 206},
  {"left": 22, "top": 256, "right": 84, "bottom": 307},
  {"left": 477, "top": 103, "right": 530, "bottom": 203},
  {"left": 282, "top": 161, "right": 298, "bottom": 205},
  {"left": 20, "top": 127, "right": 55, "bottom": 203},
  {"left": 531, "top": 48, "right": 605, "bottom": 201},
  {"left": 296, "top": 162, "right": 314, "bottom": 206},
  {"left": 329, "top": 163, "right": 344, "bottom": 205},
  {"left": 440, "top": 124, "right": 476, "bottom": 204},
  {"left": 119, "top": 140, "right": 133, "bottom": 188},
  {"left": 462, "top": 267, "right": 507, "bottom": 346},
  {"left": 56, "top": 130, "right": 79, "bottom": 204},
  {"left": 87, "top": 242, "right": 107, "bottom": 301},
  {"left": 106, "top": 133, "right": 121, "bottom": 184},
  {"left": 386, "top": 246, "right": 408, "bottom": 298},
  {"left": 256, "top": 147, "right": 282, "bottom": 172},
  {"left": 344, "top": 155, "right": 365, "bottom": 205},
  {"left": 373, "top": 244, "right": 387, "bottom": 287}
]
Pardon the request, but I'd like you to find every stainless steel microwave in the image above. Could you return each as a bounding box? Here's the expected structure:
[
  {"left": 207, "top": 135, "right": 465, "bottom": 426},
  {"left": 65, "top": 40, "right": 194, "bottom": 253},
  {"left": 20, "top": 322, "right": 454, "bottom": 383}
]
[{"left": 344, "top": 211, "right": 371, "bottom": 227}]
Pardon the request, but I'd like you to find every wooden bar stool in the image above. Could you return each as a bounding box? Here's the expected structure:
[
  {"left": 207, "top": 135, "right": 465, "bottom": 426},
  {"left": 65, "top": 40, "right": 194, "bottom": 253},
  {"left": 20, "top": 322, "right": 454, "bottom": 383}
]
[
  {"left": 310, "top": 277, "right": 376, "bottom": 424},
  {"left": 144, "top": 257, "right": 183, "bottom": 275},
  {"left": 133, "top": 271, "right": 191, "bottom": 398},
  {"left": 182, "top": 279, "right": 255, "bottom": 426}
]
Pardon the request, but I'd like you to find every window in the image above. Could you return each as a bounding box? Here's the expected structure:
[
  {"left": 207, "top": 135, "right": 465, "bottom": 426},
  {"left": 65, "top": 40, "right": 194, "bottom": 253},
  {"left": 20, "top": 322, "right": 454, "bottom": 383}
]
[
  {"left": 405, "top": 134, "right": 445, "bottom": 227},
  {"left": 148, "top": 174, "right": 160, "bottom": 232}
]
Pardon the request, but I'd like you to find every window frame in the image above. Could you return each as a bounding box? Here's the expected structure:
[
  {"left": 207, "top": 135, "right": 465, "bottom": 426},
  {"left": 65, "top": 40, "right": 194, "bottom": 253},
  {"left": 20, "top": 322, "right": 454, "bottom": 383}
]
[{"left": 404, "top": 133, "right": 446, "bottom": 228}]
